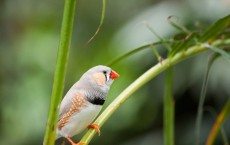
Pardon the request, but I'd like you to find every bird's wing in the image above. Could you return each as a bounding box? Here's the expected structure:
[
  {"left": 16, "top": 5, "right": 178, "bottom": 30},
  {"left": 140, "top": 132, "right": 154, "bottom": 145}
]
[{"left": 57, "top": 90, "right": 87, "bottom": 130}]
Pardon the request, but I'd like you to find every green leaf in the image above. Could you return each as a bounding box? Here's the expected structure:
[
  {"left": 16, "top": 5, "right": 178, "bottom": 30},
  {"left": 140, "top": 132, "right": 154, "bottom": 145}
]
[
  {"left": 107, "top": 41, "right": 170, "bottom": 66},
  {"left": 169, "top": 32, "right": 199, "bottom": 57},
  {"left": 199, "top": 15, "right": 230, "bottom": 42},
  {"left": 150, "top": 45, "right": 162, "bottom": 62},
  {"left": 83, "top": 0, "right": 106, "bottom": 47},
  {"left": 205, "top": 44, "right": 230, "bottom": 63},
  {"left": 145, "top": 23, "right": 171, "bottom": 51},
  {"left": 195, "top": 53, "right": 219, "bottom": 145},
  {"left": 168, "top": 15, "right": 191, "bottom": 34},
  {"left": 206, "top": 99, "right": 230, "bottom": 145}
]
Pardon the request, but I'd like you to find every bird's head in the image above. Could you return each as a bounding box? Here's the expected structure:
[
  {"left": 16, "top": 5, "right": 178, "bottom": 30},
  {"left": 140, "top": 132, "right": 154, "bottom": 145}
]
[{"left": 80, "top": 65, "right": 119, "bottom": 93}]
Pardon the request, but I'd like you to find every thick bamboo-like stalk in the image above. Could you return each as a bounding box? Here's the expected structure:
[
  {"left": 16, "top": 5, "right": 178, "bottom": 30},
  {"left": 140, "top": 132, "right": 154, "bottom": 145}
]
[{"left": 43, "top": 0, "right": 77, "bottom": 144}]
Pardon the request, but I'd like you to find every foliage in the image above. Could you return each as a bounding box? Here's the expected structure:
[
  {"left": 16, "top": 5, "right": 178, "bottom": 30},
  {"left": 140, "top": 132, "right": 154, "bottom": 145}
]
[{"left": 78, "top": 15, "right": 230, "bottom": 144}]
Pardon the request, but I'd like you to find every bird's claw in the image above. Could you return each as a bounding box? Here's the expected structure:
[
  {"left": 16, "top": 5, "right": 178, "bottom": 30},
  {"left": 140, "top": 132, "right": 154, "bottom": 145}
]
[{"left": 87, "top": 123, "right": 101, "bottom": 136}]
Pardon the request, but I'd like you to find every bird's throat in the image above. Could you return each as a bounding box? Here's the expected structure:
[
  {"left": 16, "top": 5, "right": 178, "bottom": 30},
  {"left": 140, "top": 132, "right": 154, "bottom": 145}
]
[
  {"left": 85, "top": 90, "right": 106, "bottom": 105},
  {"left": 87, "top": 97, "right": 105, "bottom": 105}
]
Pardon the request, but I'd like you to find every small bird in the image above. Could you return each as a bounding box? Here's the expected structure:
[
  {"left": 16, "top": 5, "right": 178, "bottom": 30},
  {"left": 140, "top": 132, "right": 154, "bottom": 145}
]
[{"left": 56, "top": 65, "right": 119, "bottom": 145}]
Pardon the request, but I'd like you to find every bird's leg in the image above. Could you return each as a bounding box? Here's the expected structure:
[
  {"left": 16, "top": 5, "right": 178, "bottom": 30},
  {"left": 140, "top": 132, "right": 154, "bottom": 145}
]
[
  {"left": 87, "top": 123, "right": 101, "bottom": 136},
  {"left": 66, "top": 136, "right": 85, "bottom": 145}
]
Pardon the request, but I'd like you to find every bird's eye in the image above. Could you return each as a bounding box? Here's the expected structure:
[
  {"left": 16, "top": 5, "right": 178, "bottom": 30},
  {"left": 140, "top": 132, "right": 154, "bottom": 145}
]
[{"left": 102, "top": 70, "right": 109, "bottom": 82}]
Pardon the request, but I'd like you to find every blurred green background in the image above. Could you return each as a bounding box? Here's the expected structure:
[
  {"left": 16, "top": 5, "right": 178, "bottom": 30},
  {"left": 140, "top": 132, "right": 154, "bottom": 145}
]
[{"left": 0, "top": 0, "right": 230, "bottom": 145}]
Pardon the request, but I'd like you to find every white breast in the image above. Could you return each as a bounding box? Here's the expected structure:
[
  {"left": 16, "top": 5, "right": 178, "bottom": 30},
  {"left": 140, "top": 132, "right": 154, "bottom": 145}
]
[{"left": 56, "top": 103, "right": 102, "bottom": 138}]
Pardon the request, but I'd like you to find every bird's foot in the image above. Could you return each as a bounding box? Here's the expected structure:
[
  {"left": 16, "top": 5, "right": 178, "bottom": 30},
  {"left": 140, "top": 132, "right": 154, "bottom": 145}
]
[
  {"left": 66, "top": 136, "right": 85, "bottom": 145},
  {"left": 87, "top": 123, "right": 101, "bottom": 136}
]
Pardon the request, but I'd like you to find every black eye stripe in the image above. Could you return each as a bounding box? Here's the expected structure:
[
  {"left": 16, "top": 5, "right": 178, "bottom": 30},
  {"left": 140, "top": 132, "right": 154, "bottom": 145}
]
[{"left": 102, "top": 70, "right": 109, "bottom": 81}]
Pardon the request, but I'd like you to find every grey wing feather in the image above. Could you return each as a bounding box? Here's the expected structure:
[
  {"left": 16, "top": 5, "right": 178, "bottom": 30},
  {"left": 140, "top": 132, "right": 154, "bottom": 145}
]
[
  {"left": 58, "top": 97, "right": 72, "bottom": 121},
  {"left": 58, "top": 83, "right": 81, "bottom": 121}
]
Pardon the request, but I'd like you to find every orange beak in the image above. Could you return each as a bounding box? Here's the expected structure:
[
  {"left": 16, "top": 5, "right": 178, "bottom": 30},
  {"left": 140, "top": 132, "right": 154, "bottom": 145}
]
[{"left": 110, "top": 70, "right": 119, "bottom": 79}]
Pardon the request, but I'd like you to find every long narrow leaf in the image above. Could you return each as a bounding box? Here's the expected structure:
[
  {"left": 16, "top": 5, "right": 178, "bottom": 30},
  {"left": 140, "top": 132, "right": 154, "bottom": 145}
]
[
  {"left": 83, "top": 0, "right": 106, "bottom": 47},
  {"left": 150, "top": 45, "right": 162, "bottom": 62},
  {"left": 204, "top": 107, "right": 229, "bottom": 145},
  {"left": 169, "top": 32, "right": 199, "bottom": 57},
  {"left": 206, "top": 99, "right": 230, "bottom": 145},
  {"left": 107, "top": 41, "right": 171, "bottom": 66},
  {"left": 199, "top": 15, "right": 230, "bottom": 42},
  {"left": 195, "top": 53, "right": 219, "bottom": 145},
  {"left": 205, "top": 44, "right": 230, "bottom": 63},
  {"left": 145, "top": 23, "right": 171, "bottom": 51},
  {"left": 168, "top": 15, "right": 191, "bottom": 34}
]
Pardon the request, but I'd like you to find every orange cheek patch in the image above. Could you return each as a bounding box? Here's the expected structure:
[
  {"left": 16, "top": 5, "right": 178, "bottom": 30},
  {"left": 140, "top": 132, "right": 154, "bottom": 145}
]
[{"left": 93, "top": 73, "right": 106, "bottom": 86}]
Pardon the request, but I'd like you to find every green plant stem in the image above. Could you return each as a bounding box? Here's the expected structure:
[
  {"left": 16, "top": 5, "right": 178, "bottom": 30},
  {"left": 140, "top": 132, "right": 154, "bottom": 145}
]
[
  {"left": 80, "top": 39, "right": 230, "bottom": 144},
  {"left": 43, "top": 0, "right": 77, "bottom": 145},
  {"left": 164, "top": 67, "right": 174, "bottom": 145}
]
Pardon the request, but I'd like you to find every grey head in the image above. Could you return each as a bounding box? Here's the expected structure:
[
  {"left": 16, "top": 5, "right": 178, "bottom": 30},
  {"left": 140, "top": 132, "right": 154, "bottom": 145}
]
[{"left": 77, "top": 65, "right": 119, "bottom": 103}]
